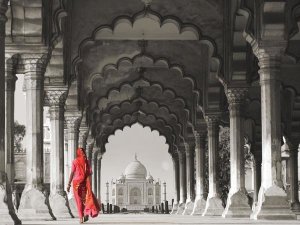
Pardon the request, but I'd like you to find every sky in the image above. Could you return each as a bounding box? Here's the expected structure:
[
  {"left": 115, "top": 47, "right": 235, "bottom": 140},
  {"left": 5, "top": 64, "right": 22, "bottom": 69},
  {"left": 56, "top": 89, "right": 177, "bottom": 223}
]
[{"left": 14, "top": 76, "right": 175, "bottom": 203}]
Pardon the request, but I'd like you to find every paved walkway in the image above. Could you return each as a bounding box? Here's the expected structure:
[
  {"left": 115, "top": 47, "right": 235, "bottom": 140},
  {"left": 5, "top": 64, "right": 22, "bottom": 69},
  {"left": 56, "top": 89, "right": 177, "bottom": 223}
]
[{"left": 21, "top": 214, "right": 300, "bottom": 225}]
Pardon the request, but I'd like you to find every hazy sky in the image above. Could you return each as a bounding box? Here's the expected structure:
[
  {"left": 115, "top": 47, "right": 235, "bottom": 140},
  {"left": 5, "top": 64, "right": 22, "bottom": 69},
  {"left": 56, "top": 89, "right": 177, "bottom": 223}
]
[{"left": 15, "top": 76, "right": 175, "bottom": 203}]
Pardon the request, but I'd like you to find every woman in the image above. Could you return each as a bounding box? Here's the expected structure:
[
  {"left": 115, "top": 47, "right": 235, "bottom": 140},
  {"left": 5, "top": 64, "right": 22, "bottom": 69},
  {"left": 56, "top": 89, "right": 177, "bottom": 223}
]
[{"left": 67, "top": 148, "right": 100, "bottom": 223}]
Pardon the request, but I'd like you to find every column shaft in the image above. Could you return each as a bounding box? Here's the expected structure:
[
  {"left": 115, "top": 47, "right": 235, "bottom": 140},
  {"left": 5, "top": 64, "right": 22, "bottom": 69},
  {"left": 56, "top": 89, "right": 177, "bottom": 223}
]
[
  {"left": 24, "top": 59, "right": 45, "bottom": 189},
  {"left": 195, "top": 132, "right": 206, "bottom": 199},
  {"left": 251, "top": 44, "right": 295, "bottom": 219},
  {"left": 5, "top": 63, "right": 17, "bottom": 183},
  {"left": 171, "top": 155, "right": 179, "bottom": 214},
  {"left": 49, "top": 104, "right": 65, "bottom": 195},
  {"left": 223, "top": 88, "right": 251, "bottom": 217},
  {"left": 97, "top": 155, "right": 102, "bottom": 202},
  {"left": 179, "top": 151, "right": 186, "bottom": 203},
  {"left": 0, "top": 1, "right": 21, "bottom": 224},
  {"left": 203, "top": 115, "right": 223, "bottom": 216}
]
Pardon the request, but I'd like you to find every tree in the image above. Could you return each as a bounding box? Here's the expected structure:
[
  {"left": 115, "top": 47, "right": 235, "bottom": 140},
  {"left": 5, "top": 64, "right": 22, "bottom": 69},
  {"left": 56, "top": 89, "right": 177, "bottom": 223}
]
[
  {"left": 14, "top": 121, "right": 26, "bottom": 153},
  {"left": 204, "top": 126, "right": 252, "bottom": 207}
]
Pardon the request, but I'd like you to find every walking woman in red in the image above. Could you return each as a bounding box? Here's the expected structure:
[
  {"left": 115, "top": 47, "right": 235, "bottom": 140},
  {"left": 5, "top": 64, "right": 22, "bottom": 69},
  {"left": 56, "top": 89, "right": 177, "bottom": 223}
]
[{"left": 67, "top": 148, "right": 100, "bottom": 223}]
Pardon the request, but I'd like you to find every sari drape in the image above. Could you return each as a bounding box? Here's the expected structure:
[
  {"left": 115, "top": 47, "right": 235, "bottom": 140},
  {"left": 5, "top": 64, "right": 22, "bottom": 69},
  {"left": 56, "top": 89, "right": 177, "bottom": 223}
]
[{"left": 72, "top": 148, "right": 101, "bottom": 218}]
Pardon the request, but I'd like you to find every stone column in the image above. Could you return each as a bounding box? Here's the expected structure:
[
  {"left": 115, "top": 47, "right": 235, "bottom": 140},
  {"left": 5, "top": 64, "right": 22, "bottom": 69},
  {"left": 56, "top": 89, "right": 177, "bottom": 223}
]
[
  {"left": 183, "top": 142, "right": 195, "bottom": 215},
  {"left": 176, "top": 149, "right": 186, "bottom": 214},
  {"left": 97, "top": 153, "right": 102, "bottom": 203},
  {"left": 288, "top": 141, "right": 300, "bottom": 214},
  {"left": 252, "top": 148, "right": 262, "bottom": 210},
  {"left": 65, "top": 114, "right": 81, "bottom": 217},
  {"left": 0, "top": 1, "right": 21, "bottom": 224},
  {"left": 251, "top": 44, "right": 295, "bottom": 219},
  {"left": 171, "top": 154, "right": 180, "bottom": 214},
  {"left": 223, "top": 88, "right": 252, "bottom": 217},
  {"left": 202, "top": 115, "right": 223, "bottom": 216},
  {"left": 192, "top": 131, "right": 207, "bottom": 215},
  {"left": 5, "top": 57, "right": 17, "bottom": 184},
  {"left": 18, "top": 55, "right": 55, "bottom": 220},
  {"left": 92, "top": 149, "right": 99, "bottom": 196},
  {"left": 86, "top": 139, "right": 94, "bottom": 165},
  {"left": 63, "top": 127, "right": 69, "bottom": 194},
  {"left": 45, "top": 87, "right": 73, "bottom": 218}
]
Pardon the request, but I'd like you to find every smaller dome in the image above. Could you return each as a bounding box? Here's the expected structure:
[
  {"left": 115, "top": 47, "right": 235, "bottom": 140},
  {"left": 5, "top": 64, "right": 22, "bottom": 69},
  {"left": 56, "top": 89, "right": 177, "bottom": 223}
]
[
  {"left": 146, "top": 173, "right": 153, "bottom": 180},
  {"left": 118, "top": 173, "right": 125, "bottom": 180}
]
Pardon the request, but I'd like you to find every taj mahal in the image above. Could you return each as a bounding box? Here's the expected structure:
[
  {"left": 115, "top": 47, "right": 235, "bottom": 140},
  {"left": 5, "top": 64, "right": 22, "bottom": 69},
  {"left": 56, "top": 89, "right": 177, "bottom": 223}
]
[{"left": 109, "top": 155, "right": 162, "bottom": 211}]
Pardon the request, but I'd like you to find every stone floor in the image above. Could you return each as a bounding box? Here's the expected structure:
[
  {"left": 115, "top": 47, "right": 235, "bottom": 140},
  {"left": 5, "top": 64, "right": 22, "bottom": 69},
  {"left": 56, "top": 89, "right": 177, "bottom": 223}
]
[{"left": 21, "top": 214, "right": 300, "bottom": 225}]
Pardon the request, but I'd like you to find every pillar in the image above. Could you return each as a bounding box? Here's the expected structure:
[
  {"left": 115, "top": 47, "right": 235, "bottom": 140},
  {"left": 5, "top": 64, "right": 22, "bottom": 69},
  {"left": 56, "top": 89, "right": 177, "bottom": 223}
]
[
  {"left": 63, "top": 126, "right": 69, "bottom": 195},
  {"left": 176, "top": 150, "right": 186, "bottom": 214},
  {"left": 183, "top": 142, "right": 195, "bottom": 215},
  {"left": 92, "top": 149, "right": 99, "bottom": 196},
  {"left": 251, "top": 44, "right": 295, "bottom": 219},
  {"left": 0, "top": 1, "right": 21, "bottom": 224},
  {"left": 223, "top": 88, "right": 252, "bottom": 217},
  {"left": 252, "top": 147, "right": 262, "bottom": 210},
  {"left": 86, "top": 139, "right": 94, "bottom": 165},
  {"left": 289, "top": 141, "right": 300, "bottom": 214},
  {"left": 5, "top": 57, "right": 17, "bottom": 184},
  {"left": 18, "top": 55, "right": 55, "bottom": 220},
  {"left": 46, "top": 87, "right": 73, "bottom": 218},
  {"left": 97, "top": 153, "right": 102, "bottom": 203},
  {"left": 65, "top": 114, "right": 81, "bottom": 217},
  {"left": 106, "top": 182, "right": 109, "bottom": 204},
  {"left": 192, "top": 131, "right": 207, "bottom": 215},
  {"left": 202, "top": 115, "right": 224, "bottom": 216},
  {"left": 171, "top": 154, "right": 180, "bottom": 214}
]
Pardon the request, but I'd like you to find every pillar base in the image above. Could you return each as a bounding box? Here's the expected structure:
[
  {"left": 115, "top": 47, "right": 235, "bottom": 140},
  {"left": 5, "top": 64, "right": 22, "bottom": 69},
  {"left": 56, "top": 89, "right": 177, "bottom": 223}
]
[
  {"left": 18, "top": 187, "right": 56, "bottom": 221},
  {"left": 222, "top": 190, "right": 252, "bottom": 218},
  {"left": 171, "top": 202, "right": 178, "bottom": 214},
  {"left": 191, "top": 197, "right": 206, "bottom": 216},
  {"left": 250, "top": 185, "right": 296, "bottom": 220},
  {"left": 202, "top": 196, "right": 223, "bottom": 216},
  {"left": 0, "top": 172, "right": 22, "bottom": 225},
  {"left": 49, "top": 193, "right": 74, "bottom": 219},
  {"left": 182, "top": 199, "right": 194, "bottom": 215},
  {"left": 176, "top": 203, "right": 185, "bottom": 214},
  {"left": 67, "top": 193, "right": 78, "bottom": 218}
]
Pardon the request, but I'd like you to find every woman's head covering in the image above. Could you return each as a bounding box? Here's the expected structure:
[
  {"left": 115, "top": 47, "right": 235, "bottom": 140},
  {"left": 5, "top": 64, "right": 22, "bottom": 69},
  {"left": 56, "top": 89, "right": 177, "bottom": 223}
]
[{"left": 76, "top": 147, "right": 87, "bottom": 159}]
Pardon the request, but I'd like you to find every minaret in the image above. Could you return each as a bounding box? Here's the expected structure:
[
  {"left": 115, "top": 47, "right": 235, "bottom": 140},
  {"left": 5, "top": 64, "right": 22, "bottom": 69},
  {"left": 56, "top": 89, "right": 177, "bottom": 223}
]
[
  {"left": 106, "top": 181, "right": 109, "bottom": 204},
  {"left": 163, "top": 181, "right": 167, "bottom": 202}
]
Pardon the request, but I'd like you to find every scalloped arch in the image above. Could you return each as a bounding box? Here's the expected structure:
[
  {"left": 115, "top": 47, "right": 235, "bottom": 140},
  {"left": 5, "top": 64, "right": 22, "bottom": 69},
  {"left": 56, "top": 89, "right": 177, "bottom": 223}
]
[{"left": 92, "top": 102, "right": 184, "bottom": 142}]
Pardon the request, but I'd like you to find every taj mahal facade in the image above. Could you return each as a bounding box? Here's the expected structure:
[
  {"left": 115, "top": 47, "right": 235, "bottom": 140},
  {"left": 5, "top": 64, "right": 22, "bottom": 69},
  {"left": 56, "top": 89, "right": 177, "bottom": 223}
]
[{"left": 109, "top": 155, "right": 162, "bottom": 211}]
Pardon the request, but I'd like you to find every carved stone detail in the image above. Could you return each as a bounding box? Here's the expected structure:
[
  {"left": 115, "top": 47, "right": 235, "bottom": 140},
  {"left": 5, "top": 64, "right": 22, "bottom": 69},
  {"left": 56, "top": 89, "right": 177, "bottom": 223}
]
[
  {"left": 44, "top": 90, "right": 67, "bottom": 107},
  {"left": 226, "top": 88, "right": 248, "bottom": 105},
  {"left": 65, "top": 116, "right": 81, "bottom": 131}
]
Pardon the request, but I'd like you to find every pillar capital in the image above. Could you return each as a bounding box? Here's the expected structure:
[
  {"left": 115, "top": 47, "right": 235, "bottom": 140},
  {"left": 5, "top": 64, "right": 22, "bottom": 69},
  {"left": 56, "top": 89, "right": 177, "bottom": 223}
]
[
  {"left": 44, "top": 88, "right": 68, "bottom": 107},
  {"left": 251, "top": 41, "right": 287, "bottom": 81},
  {"left": 22, "top": 54, "right": 49, "bottom": 75},
  {"left": 65, "top": 114, "right": 81, "bottom": 131},
  {"left": 204, "top": 115, "right": 220, "bottom": 125},
  {"left": 226, "top": 88, "right": 248, "bottom": 105}
]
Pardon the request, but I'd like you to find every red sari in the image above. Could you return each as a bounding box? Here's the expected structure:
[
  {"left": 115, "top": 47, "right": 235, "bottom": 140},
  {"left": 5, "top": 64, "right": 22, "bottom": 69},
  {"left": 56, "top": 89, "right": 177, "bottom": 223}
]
[{"left": 71, "top": 148, "right": 100, "bottom": 218}]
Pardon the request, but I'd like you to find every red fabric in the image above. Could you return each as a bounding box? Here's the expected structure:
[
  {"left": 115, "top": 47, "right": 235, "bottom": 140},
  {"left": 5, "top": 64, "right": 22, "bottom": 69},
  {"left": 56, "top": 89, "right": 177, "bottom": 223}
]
[{"left": 72, "top": 148, "right": 101, "bottom": 218}]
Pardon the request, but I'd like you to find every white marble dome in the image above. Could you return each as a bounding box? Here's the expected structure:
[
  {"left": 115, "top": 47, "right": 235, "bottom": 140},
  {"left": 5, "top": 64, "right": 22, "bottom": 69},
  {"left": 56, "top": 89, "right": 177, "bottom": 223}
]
[{"left": 124, "top": 155, "right": 147, "bottom": 179}]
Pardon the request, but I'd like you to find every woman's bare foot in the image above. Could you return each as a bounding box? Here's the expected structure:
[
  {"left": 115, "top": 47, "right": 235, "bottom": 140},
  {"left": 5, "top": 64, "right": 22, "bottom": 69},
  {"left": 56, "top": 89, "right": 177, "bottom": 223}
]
[{"left": 79, "top": 217, "right": 84, "bottom": 224}]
